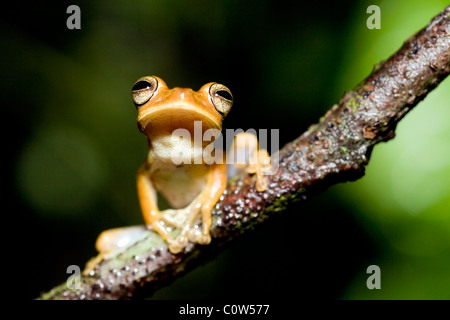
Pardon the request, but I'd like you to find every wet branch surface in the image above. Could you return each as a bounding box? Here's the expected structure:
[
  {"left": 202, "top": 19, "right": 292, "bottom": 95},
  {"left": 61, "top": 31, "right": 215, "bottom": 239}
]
[{"left": 40, "top": 6, "right": 450, "bottom": 300}]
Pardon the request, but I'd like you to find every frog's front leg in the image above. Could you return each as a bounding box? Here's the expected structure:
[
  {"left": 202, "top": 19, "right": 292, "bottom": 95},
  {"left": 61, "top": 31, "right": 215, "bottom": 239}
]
[
  {"left": 167, "top": 162, "right": 227, "bottom": 253},
  {"left": 229, "top": 132, "right": 271, "bottom": 192},
  {"left": 137, "top": 163, "right": 175, "bottom": 245}
]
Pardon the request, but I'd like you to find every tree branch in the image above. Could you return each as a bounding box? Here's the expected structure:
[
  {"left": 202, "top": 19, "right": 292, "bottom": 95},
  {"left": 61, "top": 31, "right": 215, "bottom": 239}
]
[{"left": 40, "top": 6, "right": 450, "bottom": 300}]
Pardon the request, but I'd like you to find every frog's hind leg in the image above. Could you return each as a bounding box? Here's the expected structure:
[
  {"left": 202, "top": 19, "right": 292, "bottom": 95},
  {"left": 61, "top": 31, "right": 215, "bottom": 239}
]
[
  {"left": 137, "top": 164, "right": 175, "bottom": 246},
  {"left": 84, "top": 225, "right": 147, "bottom": 275}
]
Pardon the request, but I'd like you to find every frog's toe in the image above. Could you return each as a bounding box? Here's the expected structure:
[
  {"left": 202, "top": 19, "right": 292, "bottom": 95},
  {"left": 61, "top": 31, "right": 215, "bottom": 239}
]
[
  {"left": 197, "top": 233, "right": 211, "bottom": 245},
  {"left": 168, "top": 243, "right": 182, "bottom": 254},
  {"left": 169, "top": 234, "right": 188, "bottom": 254},
  {"left": 185, "top": 225, "right": 211, "bottom": 245},
  {"left": 187, "top": 227, "right": 201, "bottom": 242}
]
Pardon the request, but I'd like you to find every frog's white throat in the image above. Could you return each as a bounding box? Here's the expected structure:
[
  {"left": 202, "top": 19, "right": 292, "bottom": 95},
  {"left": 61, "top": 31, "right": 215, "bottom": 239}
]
[{"left": 148, "top": 134, "right": 214, "bottom": 167}]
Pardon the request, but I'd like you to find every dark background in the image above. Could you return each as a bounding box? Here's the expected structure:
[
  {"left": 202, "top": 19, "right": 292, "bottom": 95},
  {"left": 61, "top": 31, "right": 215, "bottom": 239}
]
[{"left": 3, "top": 0, "right": 449, "bottom": 299}]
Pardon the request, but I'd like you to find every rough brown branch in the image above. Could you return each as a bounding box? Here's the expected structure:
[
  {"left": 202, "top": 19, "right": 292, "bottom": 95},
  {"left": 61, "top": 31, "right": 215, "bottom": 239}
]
[{"left": 40, "top": 6, "right": 450, "bottom": 300}]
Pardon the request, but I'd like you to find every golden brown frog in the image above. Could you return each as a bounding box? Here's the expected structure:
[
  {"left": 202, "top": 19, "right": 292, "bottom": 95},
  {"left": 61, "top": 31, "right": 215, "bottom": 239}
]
[{"left": 94, "top": 76, "right": 270, "bottom": 257}]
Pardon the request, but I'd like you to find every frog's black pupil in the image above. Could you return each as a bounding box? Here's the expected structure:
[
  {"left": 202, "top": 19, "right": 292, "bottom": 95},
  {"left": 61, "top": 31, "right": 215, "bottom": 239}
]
[
  {"left": 133, "top": 81, "right": 151, "bottom": 91},
  {"left": 215, "top": 90, "right": 232, "bottom": 101}
]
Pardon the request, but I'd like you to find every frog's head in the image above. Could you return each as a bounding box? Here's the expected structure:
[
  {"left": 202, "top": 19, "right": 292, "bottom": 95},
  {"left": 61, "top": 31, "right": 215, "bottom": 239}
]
[{"left": 132, "top": 76, "right": 233, "bottom": 139}]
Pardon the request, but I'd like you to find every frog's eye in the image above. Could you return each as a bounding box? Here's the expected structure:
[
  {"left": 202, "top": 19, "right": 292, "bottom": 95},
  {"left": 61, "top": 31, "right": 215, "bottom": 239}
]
[
  {"left": 132, "top": 76, "right": 158, "bottom": 107},
  {"left": 209, "top": 83, "right": 233, "bottom": 117}
]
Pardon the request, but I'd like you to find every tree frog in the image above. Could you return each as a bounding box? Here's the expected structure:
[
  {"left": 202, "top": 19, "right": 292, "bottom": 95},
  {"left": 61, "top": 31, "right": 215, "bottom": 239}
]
[{"left": 95, "top": 76, "right": 270, "bottom": 256}]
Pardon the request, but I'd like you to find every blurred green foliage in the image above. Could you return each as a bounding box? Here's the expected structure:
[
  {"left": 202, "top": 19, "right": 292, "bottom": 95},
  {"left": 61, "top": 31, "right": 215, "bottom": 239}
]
[
  {"left": 3, "top": 0, "right": 448, "bottom": 299},
  {"left": 334, "top": 0, "right": 450, "bottom": 299}
]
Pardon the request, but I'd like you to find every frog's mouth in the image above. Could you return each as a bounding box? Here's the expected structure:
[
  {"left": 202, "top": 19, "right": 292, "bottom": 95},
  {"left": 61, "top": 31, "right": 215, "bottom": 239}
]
[{"left": 137, "top": 104, "right": 222, "bottom": 137}]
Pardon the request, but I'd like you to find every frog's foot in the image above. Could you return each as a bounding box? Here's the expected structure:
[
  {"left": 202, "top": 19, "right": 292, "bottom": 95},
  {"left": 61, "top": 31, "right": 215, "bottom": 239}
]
[
  {"left": 160, "top": 198, "right": 211, "bottom": 253},
  {"left": 159, "top": 208, "right": 191, "bottom": 253},
  {"left": 84, "top": 225, "right": 147, "bottom": 275},
  {"left": 187, "top": 225, "right": 211, "bottom": 245},
  {"left": 247, "top": 149, "right": 271, "bottom": 192},
  {"left": 160, "top": 208, "right": 188, "bottom": 229}
]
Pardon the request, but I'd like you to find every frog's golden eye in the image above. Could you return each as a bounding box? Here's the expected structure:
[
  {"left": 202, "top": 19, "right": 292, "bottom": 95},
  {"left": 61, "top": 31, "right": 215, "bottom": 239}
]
[
  {"left": 209, "top": 83, "right": 233, "bottom": 117},
  {"left": 132, "top": 76, "right": 158, "bottom": 107}
]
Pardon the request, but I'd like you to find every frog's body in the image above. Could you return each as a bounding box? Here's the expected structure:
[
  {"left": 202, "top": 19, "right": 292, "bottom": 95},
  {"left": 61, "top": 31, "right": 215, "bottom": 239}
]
[{"left": 94, "top": 76, "right": 270, "bottom": 258}]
